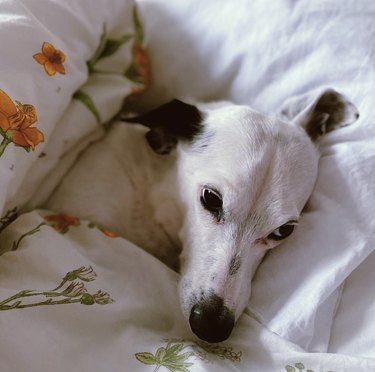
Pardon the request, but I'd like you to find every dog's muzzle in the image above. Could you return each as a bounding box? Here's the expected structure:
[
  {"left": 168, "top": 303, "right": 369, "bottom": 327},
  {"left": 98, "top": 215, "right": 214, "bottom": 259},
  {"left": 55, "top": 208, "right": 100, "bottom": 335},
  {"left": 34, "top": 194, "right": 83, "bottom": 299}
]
[{"left": 189, "top": 293, "right": 235, "bottom": 343}]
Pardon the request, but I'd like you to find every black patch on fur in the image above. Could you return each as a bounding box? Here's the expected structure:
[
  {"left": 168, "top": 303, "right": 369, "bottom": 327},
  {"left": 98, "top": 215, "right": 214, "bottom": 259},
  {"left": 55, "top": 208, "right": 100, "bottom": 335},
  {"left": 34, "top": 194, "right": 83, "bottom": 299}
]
[
  {"left": 302, "top": 90, "right": 359, "bottom": 141},
  {"left": 123, "top": 99, "right": 203, "bottom": 154},
  {"left": 228, "top": 255, "right": 241, "bottom": 276}
]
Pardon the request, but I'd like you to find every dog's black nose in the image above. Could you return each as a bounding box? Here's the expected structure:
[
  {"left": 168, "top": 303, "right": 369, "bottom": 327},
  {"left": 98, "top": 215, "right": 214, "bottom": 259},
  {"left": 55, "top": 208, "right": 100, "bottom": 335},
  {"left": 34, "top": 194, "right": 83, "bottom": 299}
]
[{"left": 189, "top": 293, "right": 234, "bottom": 343}]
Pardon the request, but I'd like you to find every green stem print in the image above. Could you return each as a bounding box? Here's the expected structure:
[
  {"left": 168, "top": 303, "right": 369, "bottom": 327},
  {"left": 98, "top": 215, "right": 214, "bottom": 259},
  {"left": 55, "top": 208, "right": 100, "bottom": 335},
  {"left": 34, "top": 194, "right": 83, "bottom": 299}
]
[
  {"left": 52, "top": 265, "right": 97, "bottom": 292},
  {"left": 135, "top": 338, "right": 242, "bottom": 371},
  {"left": 12, "top": 222, "right": 46, "bottom": 251},
  {"left": 0, "top": 135, "right": 11, "bottom": 157},
  {"left": 0, "top": 266, "right": 113, "bottom": 311}
]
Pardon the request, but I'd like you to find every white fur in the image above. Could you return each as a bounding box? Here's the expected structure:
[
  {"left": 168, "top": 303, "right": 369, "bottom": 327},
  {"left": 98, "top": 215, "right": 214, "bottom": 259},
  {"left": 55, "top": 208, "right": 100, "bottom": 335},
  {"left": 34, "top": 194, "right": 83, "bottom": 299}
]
[{"left": 176, "top": 104, "right": 319, "bottom": 320}]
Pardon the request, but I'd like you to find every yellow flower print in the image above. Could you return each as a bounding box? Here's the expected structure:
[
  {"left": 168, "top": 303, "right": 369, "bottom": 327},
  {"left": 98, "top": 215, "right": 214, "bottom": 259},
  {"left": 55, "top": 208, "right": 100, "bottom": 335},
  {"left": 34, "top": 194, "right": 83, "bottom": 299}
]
[
  {"left": 33, "top": 42, "right": 66, "bottom": 76},
  {"left": 0, "top": 89, "right": 44, "bottom": 156}
]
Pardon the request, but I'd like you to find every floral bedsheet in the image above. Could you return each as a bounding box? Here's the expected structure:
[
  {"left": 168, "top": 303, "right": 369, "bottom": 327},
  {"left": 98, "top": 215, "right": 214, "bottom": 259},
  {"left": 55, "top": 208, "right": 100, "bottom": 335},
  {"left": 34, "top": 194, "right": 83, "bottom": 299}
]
[{"left": 1, "top": 209, "right": 374, "bottom": 371}]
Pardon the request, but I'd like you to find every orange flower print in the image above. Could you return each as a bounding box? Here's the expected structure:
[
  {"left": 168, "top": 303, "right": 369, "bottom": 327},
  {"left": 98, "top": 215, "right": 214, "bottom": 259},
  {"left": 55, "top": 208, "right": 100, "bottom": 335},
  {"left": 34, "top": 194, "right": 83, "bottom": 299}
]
[
  {"left": 125, "top": 7, "right": 151, "bottom": 98},
  {"left": 133, "top": 43, "right": 150, "bottom": 86},
  {"left": 100, "top": 227, "right": 118, "bottom": 238},
  {"left": 44, "top": 214, "right": 80, "bottom": 234},
  {"left": 0, "top": 89, "right": 44, "bottom": 156},
  {"left": 125, "top": 42, "right": 151, "bottom": 101},
  {"left": 33, "top": 42, "right": 66, "bottom": 76},
  {"left": 87, "top": 221, "right": 118, "bottom": 238}
]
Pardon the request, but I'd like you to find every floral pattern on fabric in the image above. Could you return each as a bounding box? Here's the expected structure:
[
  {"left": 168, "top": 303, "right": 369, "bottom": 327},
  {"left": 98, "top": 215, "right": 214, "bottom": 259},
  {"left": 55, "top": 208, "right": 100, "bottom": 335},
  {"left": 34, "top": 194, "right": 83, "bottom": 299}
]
[
  {"left": 40, "top": 214, "right": 119, "bottom": 238},
  {"left": 135, "top": 338, "right": 242, "bottom": 371},
  {"left": 0, "top": 208, "right": 18, "bottom": 233},
  {"left": 0, "top": 89, "right": 44, "bottom": 156},
  {"left": 125, "top": 6, "right": 151, "bottom": 98},
  {"left": 88, "top": 221, "right": 119, "bottom": 238},
  {"left": 285, "top": 362, "right": 334, "bottom": 372},
  {"left": 33, "top": 42, "right": 66, "bottom": 76},
  {"left": 44, "top": 213, "right": 80, "bottom": 234},
  {"left": 12, "top": 222, "right": 46, "bottom": 251},
  {"left": 74, "top": 6, "right": 151, "bottom": 122},
  {"left": 0, "top": 266, "right": 114, "bottom": 311}
]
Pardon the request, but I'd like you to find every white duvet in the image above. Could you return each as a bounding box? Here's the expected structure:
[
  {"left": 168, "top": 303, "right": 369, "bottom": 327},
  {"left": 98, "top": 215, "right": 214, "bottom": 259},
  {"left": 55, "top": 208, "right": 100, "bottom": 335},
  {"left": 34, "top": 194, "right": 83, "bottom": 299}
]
[{"left": 0, "top": 0, "right": 374, "bottom": 371}]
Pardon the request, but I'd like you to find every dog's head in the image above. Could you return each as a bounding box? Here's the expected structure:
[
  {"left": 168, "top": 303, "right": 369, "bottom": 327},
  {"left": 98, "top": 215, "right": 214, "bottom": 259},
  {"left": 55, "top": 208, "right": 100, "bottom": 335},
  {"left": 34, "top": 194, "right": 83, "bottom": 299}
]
[{"left": 126, "top": 89, "right": 359, "bottom": 343}]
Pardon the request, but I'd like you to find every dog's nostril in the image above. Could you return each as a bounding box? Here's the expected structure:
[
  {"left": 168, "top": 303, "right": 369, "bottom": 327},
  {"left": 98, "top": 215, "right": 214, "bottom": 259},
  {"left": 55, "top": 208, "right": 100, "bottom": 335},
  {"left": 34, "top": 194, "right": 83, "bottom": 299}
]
[{"left": 189, "top": 294, "right": 235, "bottom": 343}]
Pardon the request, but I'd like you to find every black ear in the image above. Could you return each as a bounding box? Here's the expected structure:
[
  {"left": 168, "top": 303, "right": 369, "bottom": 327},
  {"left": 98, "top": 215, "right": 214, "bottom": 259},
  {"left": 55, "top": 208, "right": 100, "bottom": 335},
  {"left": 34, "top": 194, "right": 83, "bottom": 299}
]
[
  {"left": 123, "top": 99, "right": 203, "bottom": 154},
  {"left": 280, "top": 89, "right": 359, "bottom": 141}
]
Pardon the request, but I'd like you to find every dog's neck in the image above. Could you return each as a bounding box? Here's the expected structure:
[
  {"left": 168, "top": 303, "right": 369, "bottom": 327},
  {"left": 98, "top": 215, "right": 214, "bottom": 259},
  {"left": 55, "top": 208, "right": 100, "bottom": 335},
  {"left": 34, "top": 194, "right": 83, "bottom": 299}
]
[
  {"left": 148, "top": 150, "right": 185, "bottom": 268},
  {"left": 150, "top": 162, "right": 182, "bottom": 239}
]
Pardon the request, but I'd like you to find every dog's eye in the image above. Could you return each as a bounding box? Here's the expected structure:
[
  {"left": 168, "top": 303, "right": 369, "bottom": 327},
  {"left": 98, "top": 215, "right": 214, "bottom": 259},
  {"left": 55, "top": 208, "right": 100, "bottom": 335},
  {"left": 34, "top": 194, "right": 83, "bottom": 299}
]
[
  {"left": 200, "top": 187, "right": 223, "bottom": 214},
  {"left": 267, "top": 221, "right": 297, "bottom": 241}
]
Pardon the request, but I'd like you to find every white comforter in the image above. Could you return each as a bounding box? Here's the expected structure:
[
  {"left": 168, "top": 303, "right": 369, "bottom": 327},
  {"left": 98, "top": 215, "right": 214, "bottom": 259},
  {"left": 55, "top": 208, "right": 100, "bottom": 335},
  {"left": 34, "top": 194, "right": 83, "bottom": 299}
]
[{"left": 0, "top": 0, "right": 374, "bottom": 371}]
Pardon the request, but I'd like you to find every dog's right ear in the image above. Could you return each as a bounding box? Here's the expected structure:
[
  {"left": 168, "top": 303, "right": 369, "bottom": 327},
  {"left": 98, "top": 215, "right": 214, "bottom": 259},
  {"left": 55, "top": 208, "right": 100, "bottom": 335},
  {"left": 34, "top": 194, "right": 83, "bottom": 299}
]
[
  {"left": 280, "top": 88, "right": 359, "bottom": 141},
  {"left": 122, "top": 100, "right": 203, "bottom": 154}
]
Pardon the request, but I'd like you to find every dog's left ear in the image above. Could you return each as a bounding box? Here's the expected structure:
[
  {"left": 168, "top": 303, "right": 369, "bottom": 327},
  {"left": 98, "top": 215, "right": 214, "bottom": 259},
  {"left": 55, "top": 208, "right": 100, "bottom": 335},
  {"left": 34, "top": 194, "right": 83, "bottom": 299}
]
[
  {"left": 123, "top": 99, "right": 203, "bottom": 154},
  {"left": 280, "top": 88, "right": 359, "bottom": 141}
]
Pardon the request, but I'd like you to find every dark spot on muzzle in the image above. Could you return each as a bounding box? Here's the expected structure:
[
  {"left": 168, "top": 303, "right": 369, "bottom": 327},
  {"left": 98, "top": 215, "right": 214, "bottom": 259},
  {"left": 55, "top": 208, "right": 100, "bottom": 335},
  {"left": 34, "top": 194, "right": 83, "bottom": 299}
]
[
  {"left": 189, "top": 293, "right": 234, "bottom": 343},
  {"left": 228, "top": 254, "right": 241, "bottom": 276}
]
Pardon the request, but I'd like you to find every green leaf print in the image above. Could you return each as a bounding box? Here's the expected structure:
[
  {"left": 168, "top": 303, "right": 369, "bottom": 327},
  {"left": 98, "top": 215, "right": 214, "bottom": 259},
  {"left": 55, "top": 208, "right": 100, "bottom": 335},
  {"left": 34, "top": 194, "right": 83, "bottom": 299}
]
[
  {"left": 87, "top": 24, "right": 133, "bottom": 73},
  {"left": 132, "top": 5, "right": 144, "bottom": 43},
  {"left": 135, "top": 352, "right": 157, "bottom": 365},
  {"left": 73, "top": 5, "right": 150, "bottom": 119},
  {"left": 99, "top": 34, "right": 133, "bottom": 60},
  {"left": 73, "top": 89, "right": 101, "bottom": 124},
  {"left": 136, "top": 342, "right": 194, "bottom": 372},
  {"left": 135, "top": 338, "right": 242, "bottom": 371},
  {"left": 87, "top": 24, "right": 109, "bottom": 73},
  {"left": 284, "top": 362, "right": 334, "bottom": 372}
]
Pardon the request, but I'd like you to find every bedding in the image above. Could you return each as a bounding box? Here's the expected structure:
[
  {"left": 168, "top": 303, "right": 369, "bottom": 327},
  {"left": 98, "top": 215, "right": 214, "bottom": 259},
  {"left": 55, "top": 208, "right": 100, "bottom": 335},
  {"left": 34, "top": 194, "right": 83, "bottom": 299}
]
[{"left": 0, "top": 0, "right": 374, "bottom": 371}]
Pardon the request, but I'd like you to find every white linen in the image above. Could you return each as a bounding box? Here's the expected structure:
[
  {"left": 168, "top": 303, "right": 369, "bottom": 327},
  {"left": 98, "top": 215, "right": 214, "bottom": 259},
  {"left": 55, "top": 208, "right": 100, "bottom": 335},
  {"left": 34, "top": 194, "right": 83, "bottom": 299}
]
[{"left": 329, "top": 249, "right": 375, "bottom": 357}]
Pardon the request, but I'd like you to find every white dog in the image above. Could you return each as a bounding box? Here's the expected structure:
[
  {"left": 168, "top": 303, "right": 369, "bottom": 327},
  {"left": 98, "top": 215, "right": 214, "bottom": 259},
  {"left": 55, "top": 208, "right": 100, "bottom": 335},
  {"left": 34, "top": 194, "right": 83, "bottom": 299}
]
[{"left": 46, "top": 88, "right": 358, "bottom": 343}]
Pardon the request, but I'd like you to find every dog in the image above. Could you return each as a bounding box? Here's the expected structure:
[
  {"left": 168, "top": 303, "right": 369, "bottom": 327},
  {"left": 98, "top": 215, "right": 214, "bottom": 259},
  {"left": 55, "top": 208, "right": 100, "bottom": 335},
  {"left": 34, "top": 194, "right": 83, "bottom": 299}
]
[{"left": 46, "top": 88, "right": 359, "bottom": 343}]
